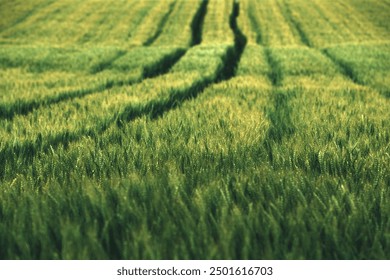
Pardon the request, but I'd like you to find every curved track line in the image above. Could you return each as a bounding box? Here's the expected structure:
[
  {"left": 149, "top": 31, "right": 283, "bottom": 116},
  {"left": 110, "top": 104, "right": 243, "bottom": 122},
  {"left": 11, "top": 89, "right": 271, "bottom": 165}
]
[
  {"left": 0, "top": 0, "right": 213, "bottom": 167},
  {"left": 144, "top": 1, "right": 177, "bottom": 46},
  {"left": 0, "top": 49, "right": 186, "bottom": 120},
  {"left": 1, "top": 0, "right": 250, "bottom": 172},
  {"left": 277, "top": 0, "right": 366, "bottom": 87},
  {"left": 1, "top": 1, "right": 211, "bottom": 121}
]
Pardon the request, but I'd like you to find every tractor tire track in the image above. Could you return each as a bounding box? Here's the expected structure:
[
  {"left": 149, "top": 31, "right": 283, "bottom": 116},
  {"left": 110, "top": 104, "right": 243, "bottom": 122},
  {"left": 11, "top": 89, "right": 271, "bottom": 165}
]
[
  {"left": 247, "top": 2, "right": 263, "bottom": 45},
  {"left": 0, "top": 0, "right": 212, "bottom": 174},
  {"left": 144, "top": 1, "right": 177, "bottom": 46},
  {"left": 320, "top": 49, "right": 360, "bottom": 84},
  {"left": 0, "top": 0, "right": 211, "bottom": 121},
  {"left": 242, "top": 1, "right": 298, "bottom": 154},
  {"left": 191, "top": 0, "right": 209, "bottom": 46},
  {"left": 263, "top": 88, "right": 297, "bottom": 168},
  {"left": 0, "top": 48, "right": 186, "bottom": 120},
  {"left": 0, "top": 0, "right": 249, "bottom": 178},
  {"left": 244, "top": 1, "right": 281, "bottom": 86},
  {"left": 277, "top": 0, "right": 312, "bottom": 47},
  {"left": 264, "top": 48, "right": 282, "bottom": 87},
  {"left": 224, "top": 0, "right": 248, "bottom": 80},
  {"left": 89, "top": 50, "right": 127, "bottom": 74},
  {"left": 301, "top": 0, "right": 389, "bottom": 92},
  {"left": 144, "top": 0, "right": 248, "bottom": 121},
  {"left": 279, "top": 0, "right": 365, "bottom": 87},
  {"left": 114, "top": 0, "right": 247, "bottom": 122}
]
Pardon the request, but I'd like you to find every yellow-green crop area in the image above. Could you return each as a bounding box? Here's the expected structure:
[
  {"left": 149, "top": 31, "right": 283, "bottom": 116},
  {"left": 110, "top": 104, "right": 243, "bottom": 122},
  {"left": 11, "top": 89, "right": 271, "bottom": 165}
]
[{"left": 0, "top": 0, "right": 389, "bottom": 259}]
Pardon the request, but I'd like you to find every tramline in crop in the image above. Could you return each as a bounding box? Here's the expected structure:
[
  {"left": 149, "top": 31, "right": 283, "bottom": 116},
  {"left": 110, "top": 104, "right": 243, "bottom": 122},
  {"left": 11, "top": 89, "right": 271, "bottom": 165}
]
[{"left": 0, "top": 0, "right": 388, "bottom": 260}]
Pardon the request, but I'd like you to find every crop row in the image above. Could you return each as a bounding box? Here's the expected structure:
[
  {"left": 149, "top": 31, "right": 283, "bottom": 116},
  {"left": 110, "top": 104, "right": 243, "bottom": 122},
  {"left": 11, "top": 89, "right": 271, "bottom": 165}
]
[
  {"left": 151, "top": 0, "right": 205, "bottom": 48},
  {"left": 324, "top": 43, "right": 390, "bottom": 95},
  {"left": 239, "top": 0, "right": 304, "bottom": 46},
  {"left": 129, "top": 0, "right": 177, "bottom": 47},
  {"left": 0, "top": 0, "right": 153, "bottom": 46},
  {"left": 0, "top": 0, "right": 206, "bottom": 48},
  {"left": 237, "top": 0, "right": 390, "bottom": 93},
  {"left": 99, "top": 0, "right": 206, "bottom": 48},
  {"left": 0, "top": 44, "right": 231, "bottom": 167},
  {"left": 201, "top": 0, "right": 234, "bottom": 45},
  {"left": 0, "top": 0, "right": 204, "bottom": 72},
  {"left": 1, "top": 75, "right": 389, "bottom": 259},
  {"left": 0, "top": 0, "right": 209, "bottom": 119},
  {"left": 0, "top": 0, "right": 389, "bottom": 260},
  {"left": 239, "top": 0, "right": 389, "bottom": 48},
  {"left": 0, "top": 47, "right": 186, "bottom": 118},
  {"left": 0, "top": 0, "right": 239, "bottom": 174},
  {"left": 1, "top": 0, "right": 388, "bottom": 121},
  {"left": 284, "top": 0, "right": 389, "bottom": 48}
]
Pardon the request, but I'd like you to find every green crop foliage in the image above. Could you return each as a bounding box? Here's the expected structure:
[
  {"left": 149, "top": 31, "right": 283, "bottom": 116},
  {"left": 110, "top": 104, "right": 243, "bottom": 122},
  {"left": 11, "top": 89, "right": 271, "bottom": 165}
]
[
  {"left": 0, "top": 0, "right": 389, "bottom": 260},
  {"left": 325, "top": 43, "right": 390, "bottom": 96}
]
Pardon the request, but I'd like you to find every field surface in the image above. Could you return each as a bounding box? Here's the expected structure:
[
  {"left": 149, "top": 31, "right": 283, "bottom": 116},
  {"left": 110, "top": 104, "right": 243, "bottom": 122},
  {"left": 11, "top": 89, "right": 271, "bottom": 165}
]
[{"left": 0, "top": 0, "right": 389, "bottom": 259}]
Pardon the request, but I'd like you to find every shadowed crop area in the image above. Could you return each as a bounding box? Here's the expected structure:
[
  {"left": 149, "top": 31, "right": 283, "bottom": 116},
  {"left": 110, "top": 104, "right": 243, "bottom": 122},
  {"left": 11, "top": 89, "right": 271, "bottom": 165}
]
[{"left": 0, "top": 0, "right": 389, "bottom": 260}]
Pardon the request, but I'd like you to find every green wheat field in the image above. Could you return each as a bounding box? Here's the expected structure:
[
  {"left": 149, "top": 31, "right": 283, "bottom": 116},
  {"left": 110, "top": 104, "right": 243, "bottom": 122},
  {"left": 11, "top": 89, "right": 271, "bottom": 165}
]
[{"left": 0, "top": 0, "right": 389, "bottom": 260}]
